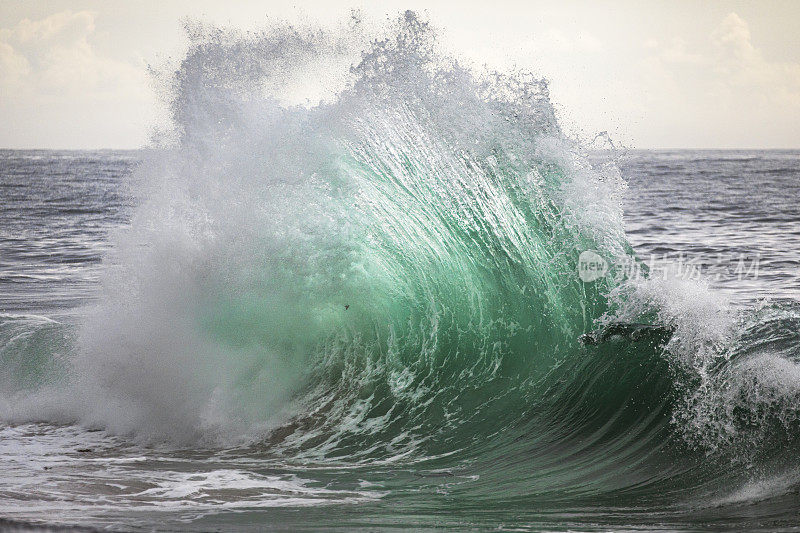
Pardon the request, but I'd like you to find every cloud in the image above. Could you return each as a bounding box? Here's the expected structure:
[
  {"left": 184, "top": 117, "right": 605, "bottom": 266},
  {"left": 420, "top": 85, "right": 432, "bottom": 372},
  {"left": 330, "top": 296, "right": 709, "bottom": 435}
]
[
  {"left": 711, "top": 12, "right": 756, "bottom": 63},
  {"left": 0, "top": 40, "right": 29, "bottom": 88},
  {"left": 646, "top": 12, "right": 800, "bottom": 110},
  {"left": 636, "top": 12, "right": 800, "bottom": 147},
  {"left": 0, "top": 11, "right": 154, "bottom": 147},
  {"left": 710, "top": 13, "right": 800, "bottom": 108},
  {"left": 0, "top": 10, "right": 147, "bottom": 98}
]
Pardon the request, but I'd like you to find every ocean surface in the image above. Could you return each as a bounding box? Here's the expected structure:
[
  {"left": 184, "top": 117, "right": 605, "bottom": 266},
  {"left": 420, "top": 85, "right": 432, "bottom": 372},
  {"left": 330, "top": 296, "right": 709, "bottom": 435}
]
[{"left": 2, "top": 14, "right": 800, "bottom": 532}]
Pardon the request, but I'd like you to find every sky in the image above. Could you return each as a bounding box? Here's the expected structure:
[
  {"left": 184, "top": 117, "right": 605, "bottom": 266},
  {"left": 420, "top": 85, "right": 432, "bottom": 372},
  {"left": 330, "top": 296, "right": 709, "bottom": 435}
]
[{"left": 1, "top": 1, "right": 799, "bottom": 149}]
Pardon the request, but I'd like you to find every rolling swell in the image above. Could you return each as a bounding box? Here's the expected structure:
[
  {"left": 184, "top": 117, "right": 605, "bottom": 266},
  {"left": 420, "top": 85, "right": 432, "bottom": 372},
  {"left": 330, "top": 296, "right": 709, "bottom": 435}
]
[{"left": 1, "top": 11, "right": 800, "bottom": 521}]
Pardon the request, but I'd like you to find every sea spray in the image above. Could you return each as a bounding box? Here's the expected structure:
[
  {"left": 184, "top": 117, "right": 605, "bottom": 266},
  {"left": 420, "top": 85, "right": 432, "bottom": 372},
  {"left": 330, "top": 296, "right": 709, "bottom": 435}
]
[{"left": 52, "top": 12, "right": 629, "bottom": 447}]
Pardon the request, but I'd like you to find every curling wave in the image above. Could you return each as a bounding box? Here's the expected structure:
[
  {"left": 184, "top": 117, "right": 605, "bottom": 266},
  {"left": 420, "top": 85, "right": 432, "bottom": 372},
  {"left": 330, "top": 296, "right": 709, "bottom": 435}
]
[{"left": 3, "top": 12, "right": 800, "bottom": 517}]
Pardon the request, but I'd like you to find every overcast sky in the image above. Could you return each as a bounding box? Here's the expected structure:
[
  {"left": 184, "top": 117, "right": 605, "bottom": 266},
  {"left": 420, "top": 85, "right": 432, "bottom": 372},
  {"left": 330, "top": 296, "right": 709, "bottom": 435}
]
[{"left": 1, "top": 1, "right": 799, "bottom": 149}]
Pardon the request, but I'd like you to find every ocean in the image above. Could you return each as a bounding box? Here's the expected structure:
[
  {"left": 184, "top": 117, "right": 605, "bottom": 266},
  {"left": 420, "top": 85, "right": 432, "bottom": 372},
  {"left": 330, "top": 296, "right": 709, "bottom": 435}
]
[{"left": 2, "top": 14, "right": 800, "bottom": 532}]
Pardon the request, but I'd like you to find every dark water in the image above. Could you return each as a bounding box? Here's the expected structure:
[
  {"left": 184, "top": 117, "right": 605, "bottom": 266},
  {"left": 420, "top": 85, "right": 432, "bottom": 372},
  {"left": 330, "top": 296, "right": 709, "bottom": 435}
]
[
  {"left": 621, "top": 150, "right": 800, "bottom": 305},
  {"left": 0, "top": 150, "right": 135, "bottom": 317},
  {"left": 0, "top": 149, "right": 799, "bottom": 531}
]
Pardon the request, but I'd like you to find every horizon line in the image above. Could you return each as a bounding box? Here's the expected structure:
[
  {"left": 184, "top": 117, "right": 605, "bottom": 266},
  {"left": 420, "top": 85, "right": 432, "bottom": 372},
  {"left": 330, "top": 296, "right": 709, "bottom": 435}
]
[{"left": 2, "top": 146, "right": 800, "bottom": 152}]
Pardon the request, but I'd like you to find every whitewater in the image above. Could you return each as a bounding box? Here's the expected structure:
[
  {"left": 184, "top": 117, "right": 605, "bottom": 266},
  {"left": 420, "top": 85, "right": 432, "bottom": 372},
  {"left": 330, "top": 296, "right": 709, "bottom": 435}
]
[{"left": 2, "top": 12, "right": 800, "bottom": 531}]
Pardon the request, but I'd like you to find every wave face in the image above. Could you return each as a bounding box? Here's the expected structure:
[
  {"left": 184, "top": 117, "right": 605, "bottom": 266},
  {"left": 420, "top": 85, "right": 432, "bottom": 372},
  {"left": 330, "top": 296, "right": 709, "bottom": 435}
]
[
  {"left": 4, "top": 11, "right": 800, "bottom": 528},
  {"left": 63, "top": 12, "right": 634, "bottom": 449}
]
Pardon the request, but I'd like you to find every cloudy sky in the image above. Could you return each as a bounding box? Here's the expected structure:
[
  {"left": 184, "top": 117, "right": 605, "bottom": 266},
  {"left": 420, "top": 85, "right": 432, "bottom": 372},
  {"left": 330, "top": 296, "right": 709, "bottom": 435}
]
[{"left": 1, "top": 1, "right": 799, "bottom": 149}]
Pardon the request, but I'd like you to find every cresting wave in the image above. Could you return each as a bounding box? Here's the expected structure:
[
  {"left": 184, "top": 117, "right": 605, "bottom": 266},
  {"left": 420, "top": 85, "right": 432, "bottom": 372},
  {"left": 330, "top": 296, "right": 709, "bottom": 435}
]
[{"left": 3, "top": 11, "right": 800, "bottom": 509}]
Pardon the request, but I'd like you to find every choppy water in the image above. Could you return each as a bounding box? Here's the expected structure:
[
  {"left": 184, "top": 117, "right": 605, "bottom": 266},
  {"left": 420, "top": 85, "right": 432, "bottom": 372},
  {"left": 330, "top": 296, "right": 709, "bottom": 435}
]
[
  {"left": 621, "top": 150, "right": 800, "bottom": 305},
  {"left": 1, "top": 13, "right": 800, "bottom": 532}
]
